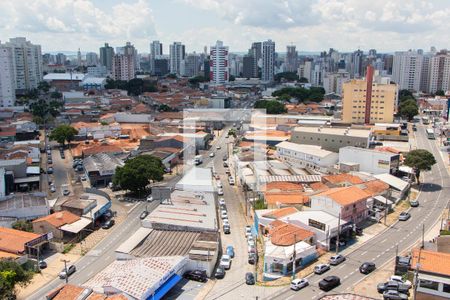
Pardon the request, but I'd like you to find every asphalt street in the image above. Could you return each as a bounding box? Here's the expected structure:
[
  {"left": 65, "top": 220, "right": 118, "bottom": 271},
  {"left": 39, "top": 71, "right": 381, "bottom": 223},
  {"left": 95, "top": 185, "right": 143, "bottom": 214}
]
[{"left": 268, "top": 123, "right": 450, "bottom": 300}]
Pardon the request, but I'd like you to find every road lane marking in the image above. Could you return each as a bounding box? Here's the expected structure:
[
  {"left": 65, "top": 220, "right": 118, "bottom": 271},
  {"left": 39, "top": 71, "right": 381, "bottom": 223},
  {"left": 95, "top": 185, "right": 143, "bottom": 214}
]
[
  {"left": 360, "top": 251, "right": 367, "bottom": 256},
  {"left": 380, "top": 238, "right": 388, "bottom": 243}
]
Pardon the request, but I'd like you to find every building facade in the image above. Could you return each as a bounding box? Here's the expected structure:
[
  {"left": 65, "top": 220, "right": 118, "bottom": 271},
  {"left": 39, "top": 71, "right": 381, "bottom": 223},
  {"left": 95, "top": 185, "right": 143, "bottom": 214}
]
[
  {"left": 99, "top": 43, "right": 114, "bottom": 71},
  {"left": 0, "top": 45, "right": 15, "bottom": 107},
  {"left": 342, "top": 65, "right": 398, "bottom": 124},
  {"left": 150, "top": 40, "right": 163, "bottom": 75},
  {"left": 85, "top": 52, "right": 98, "bottom": 66},
  {"left": 209, "top": 41, "right": 229, "bottom": 85},
  {"left": 285, "top": 45, "right": 298, "bottom": 73},
  {"left": 169, "top": 42, "right": 185, "bottom": 75},
  {"left": 392, "top": 50, "right": 424, "bottom": 92},
  {"left": 428, "top": 50, "right": 450, "bottom": 94},
  {"left": 262, "top": 40, "right": 275, "bottom": 82},
  {"left": 112, "top": 53, "right": 135, "bottom": 81}
]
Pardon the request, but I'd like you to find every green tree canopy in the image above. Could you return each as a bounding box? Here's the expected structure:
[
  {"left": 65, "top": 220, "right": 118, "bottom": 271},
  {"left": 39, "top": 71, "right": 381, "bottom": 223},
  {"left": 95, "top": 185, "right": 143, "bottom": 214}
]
[
  {"left": 435, "top": 90, "right": 445, "bottom": 96},
  {"left": 398, "top": 99, "right": 419, "bottom": 121},
  {"left": 49, "top": 125, "right": 78, "bottom": 145},
  {"left": 105, "top": 78, "right": 157, "bottom": 96},
  {"left": 272, "top": 86, "right": 325, "bottom": 103},
  {"left": 29, "top": 100, "right": 62, "bottom": 122},
  {"left": 113, "top": 155, "right": 165, "bottom": 194},
  {"left": 0, "top": 260, "right": 33, "bottom": 299},
  {"left": 298, "top": 77, "right": 308, "bottom": 83},
  {"left": 274, "top": 72, "right": 299, "bottom": 82},
  {"left": 37, "top": 81, "right": 50, "bottom": 93},
  {"left": 12, "top": 220, "right": 33, "bottom": 232},
  {"left": 254, "top": 100, "right": 287, "bottom": 114},
  {"left": 404, "top": 149, "right": 437, "bottom": 184}
]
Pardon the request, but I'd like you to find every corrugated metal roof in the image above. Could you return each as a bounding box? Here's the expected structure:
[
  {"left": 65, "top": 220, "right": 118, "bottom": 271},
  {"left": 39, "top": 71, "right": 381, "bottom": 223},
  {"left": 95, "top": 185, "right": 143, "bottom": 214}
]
[{"left": 259, "top": 175, "right": 321, "bottom": 183}]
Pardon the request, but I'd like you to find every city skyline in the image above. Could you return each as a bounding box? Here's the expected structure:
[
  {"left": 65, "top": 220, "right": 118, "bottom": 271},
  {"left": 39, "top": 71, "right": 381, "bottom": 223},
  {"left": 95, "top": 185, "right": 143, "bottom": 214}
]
[{"left": 1, "top": 0, "right": 450, "bottom": 53}]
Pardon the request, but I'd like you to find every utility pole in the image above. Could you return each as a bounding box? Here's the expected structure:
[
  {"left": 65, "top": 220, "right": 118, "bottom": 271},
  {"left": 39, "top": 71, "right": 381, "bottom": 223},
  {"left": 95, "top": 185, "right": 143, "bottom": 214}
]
[
  {"left": 292, "top": 234, "right": 297, "bottom": 280},
  {"left": 422, "top": 223, "right": 425, "bottom": 249},
  {"left": 60, "top": 259, "right": 70, "bottom": 284},
  {"left": 336, "top": 213, "right": 341, "bottom": 254},
  {"left": 255, "top": 234, "right": 258, "bottom": 283},
  {"left": 413, "top": 249, "right": 422, "bottom": 300}
]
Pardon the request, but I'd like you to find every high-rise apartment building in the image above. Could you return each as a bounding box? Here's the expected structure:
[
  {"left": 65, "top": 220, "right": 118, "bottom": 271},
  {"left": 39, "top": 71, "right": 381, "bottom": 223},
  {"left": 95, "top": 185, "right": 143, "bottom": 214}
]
[
  {"left": 112, "top": 53, "right": 135, "bottom": 81},
  {"left": 100, "top": 43, "right": 114, "bottom": 71},
  {"left": 342, "top": 65, "right": 398, "bottom": 124},
  {"left": 351, "top": 50, "right": 364, "bottom": 78},
  {"left": 392, "top": 50, "right": 424, "bottom": 92},
  {"left": 169, "top": 42, "right": 185, "bottom": 75},
  {"left": 209, "top": 41, "right": 229, "bottom": 85},
  {"left": 428, "top": 50, "right": 450, "bottom": 94},
  {"left": 285, "top": 45, "right": 298, "bottom": 72},
  {"left": 3, "top": 37, "right": 42, "bottom": 93},
  {"left": 250, "top": 42, "right": 262, "bottom": 78},
  {"left": 150, "top": 41, "right": 163, "bottom": 75},
  {"left": 182, "top": 53, "right": 201, "bottom": 77},
  {"left": 242, "top": 55, "right": 254, "bottom": 78},
  {"left": 55, "top": 53, "right": 66, "bottom": 65},
  {"left": 86, "top": 52, "right": 98, "bottom": 66},
  {"left": 262, "top": 40, "right": 275, "bottom": 82},
  {"left": 0, "top": 46, "right": 15, "bottom": 107}
]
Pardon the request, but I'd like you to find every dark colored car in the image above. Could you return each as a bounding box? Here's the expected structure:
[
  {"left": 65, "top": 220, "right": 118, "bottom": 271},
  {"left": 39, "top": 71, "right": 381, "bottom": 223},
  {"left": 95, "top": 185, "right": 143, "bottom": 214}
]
[
  {"left": 222, "top": 156, "right": 227, "bottom": 161},
  {"left": 248, "top": 253, "right": 257, "bottom": 265},
  {"left": 215, "top": 266, "right": 225, "bottom": 279},
  {"left": 101, "top": 219, "right": 115, "bottom": 229},
  {"left": 245, "top": 272, "right": 255, "bottom": 285},
  {"left": 377, "top": 281, "right": 410, "bottom": 294},
  {"left": 139, "top": 210, "right": 149, "bottom": 220},
  {"left": 355, "top": 227, "right": 363, "bottom": 236},
  {"left": 38, "top": 260, "right": 47, "bottom": 269},
  {"left": 184, "top": 270, "right": 207, "bottom": 282},
  {"left": 383, "top": 290, "right": 409, "bottom": 300},
  {"left": 359, "top": 262, "right": 376, "bottom": 274},
  {"left": 47, "top": 167, "right": 53, "bottom": 174},
  {"left": 319, "top": 276, "right": 340, "bottom": 291}
]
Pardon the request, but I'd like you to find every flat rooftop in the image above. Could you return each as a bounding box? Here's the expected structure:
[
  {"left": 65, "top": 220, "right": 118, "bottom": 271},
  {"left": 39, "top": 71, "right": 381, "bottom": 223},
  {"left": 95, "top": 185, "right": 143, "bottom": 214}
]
[
  {"left": 281, "top": 210, "right": 342, "bottom": 229},
  {"left": 276, "top": 141, "right": 337, "bottom": 157},
  {"left": 293, "top": 126, "right": 371, "bottom": 138}
]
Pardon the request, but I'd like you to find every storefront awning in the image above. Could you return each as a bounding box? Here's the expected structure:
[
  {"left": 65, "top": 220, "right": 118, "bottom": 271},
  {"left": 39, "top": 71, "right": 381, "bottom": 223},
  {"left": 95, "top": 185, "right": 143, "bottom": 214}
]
[
  {"left": 60, "top": 217, "right": 92, "bottom": 233},
  {"left": 152, "top": 274, "right": 182, "bottom": 300}
]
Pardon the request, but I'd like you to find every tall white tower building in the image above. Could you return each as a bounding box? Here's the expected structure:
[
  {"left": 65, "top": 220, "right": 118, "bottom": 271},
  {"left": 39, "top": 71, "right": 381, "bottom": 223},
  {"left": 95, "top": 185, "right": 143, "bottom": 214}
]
[
  {"left": 392, "top": 50, "right": 424, "bottom": 92},
  {"left": 262, "top": 40, "right": 275, "bottom": 82},
  {"left": 169, "top": 42, "right": 185, "bottom": 75},
  {"left": 428, "top": 50, "right": 450, "bottom": 94},
  {"left": 209, "top": 41, "right": 229, "bottom": 85},
  {"left": 0, "top": 45, "right": 15, "bottom": 107}
]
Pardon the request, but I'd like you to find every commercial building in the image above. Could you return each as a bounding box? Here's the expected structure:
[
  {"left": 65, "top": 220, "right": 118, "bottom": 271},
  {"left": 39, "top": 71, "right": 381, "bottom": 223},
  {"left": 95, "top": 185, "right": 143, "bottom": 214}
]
[
  {"left": 2, "top": 37, "right": 42, "bottom": 93},
  {"left": 290, "top": 126, "right": 371, "bottom": 152},
  {"left": 339, "top": 146, "right": 400, "bottom": 175},
  {"left": 43, "top": 73, "right": 86, "bottom": 91},
  {"left": 342, "top": 65, "right": 398, "bottom": 124},
  {"left": 182, "top": 53, "right": 201, "bottom": 77},
  {"left": 154, "top": 55, "right": 170, "bottom": 76},
  {"left": 169, "top": 42, "right": 185, "bottom": 75},
  {"left": 275, "top": 141, "right": 339, "bottom": 173},
  {"left": 150, "top": 40, "right": 163, "bottom": 75},
  {"left": 322, "top": 70, "right": 350, "bottom": 96},
  {"left": 83, "top": 153, "right": 124, "bottom": 187},
  {"left": 285, "top": 45, "right": 298, "bottom": 72},
  {"left": 0, "top": 192, "right": 49, "bottom": 220},
  {"left": 242, "top": 55, "right": 255, "bottom": 78},
  {"left": 209, "top": 41, "right": 229, "bottom": 85},
  {"left": 428, "top": 50, "right": 450, "bottom": 94},
  {"left": 250, "top": 42, "right": 262, "bottom": 78},
  {"left": 262, "top": 40, "right": 275, "bottom": 82},
  {"left": 392, "top": 50, "right": 424, "bottom": 92},
  {"left": 0, "top": 226, "right": 47, "bottom": 260},
  {"left": 0, "top": 45, "right": 15, "bottom": 107},
  {"left": 32, "top": 211, "right": 90, "bottom": 241},
  {"left": 311, "top": 186, "right": 370, "bottom": 225},
  {"left": 99, "top": 43, "right": 114, "bottom": 71}
]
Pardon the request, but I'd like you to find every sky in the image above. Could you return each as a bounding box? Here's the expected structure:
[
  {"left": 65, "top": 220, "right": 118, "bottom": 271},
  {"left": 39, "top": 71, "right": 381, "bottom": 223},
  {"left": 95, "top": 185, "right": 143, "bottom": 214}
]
[{"left": 0, "top": 0, "right": 449, "bottom": 54}]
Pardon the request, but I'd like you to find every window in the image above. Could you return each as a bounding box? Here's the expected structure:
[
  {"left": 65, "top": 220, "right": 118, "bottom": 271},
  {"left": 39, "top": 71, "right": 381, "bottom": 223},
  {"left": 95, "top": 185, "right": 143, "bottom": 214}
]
[
  {"left": 443, "top": 283, "right": 450, "bottom": 293},
  {"left": 419, "top": 279, "right": 439, "bottom": 291}
]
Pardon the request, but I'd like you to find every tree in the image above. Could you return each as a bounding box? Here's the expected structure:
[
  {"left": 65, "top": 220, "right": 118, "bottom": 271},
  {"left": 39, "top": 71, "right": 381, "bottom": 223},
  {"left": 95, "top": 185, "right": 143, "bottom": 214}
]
[
  {"left": 254, "top": 100, "right": 287, "bottom": 114},
  {"left": 166, "top": 73, "right": 177, "bottom": 79},
  {"left": 272, "top": 86, "right": 325, "bottom": 103},
  {"left": 404, "top": 149, "right": 437, "bottom": 184},
  {"left": 274, "top": 72, "right": 299, "bottom": 82},
  {"left": 50, "top": 91, "right": 62, "bottom": 99},
  {"left": 12, "top": 220, "right": 33, "bottom": 232},
  {"left": 398, "top": 99, "right": 419, "bottom": 121},
  {"left": 37, "top": 81, "right": 50, "bottom": 93},
  {"left": 298, "top": 77, "right": 308, "bottom": 83},
  {"left": 49, "top": 125, "right": 78, "bottom": 145},
  {"left": 435, "top": 90, "right": 445, "bottom": 96},
  {"left": 229, "top": 75, "right": 236, "bottom": 81},
  {"left": 0, "top": 260, "right": 33, "bottom": 299},
  {"left": 113, "top": 155, "right": 164, "bottom": 194}
]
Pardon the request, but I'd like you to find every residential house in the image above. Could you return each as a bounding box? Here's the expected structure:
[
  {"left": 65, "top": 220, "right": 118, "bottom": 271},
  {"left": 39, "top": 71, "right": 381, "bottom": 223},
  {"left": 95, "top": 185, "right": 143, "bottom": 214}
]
[
  {"left": 32, "top": 211, "right": 82, "bottom": 241},
  {"left": 0, "top": 227, "right": 47, "bottom": 261}
]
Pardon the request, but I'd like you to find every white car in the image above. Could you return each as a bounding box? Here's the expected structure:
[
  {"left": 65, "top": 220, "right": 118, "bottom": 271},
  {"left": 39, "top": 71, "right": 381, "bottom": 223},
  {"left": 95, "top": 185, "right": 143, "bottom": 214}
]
[
  {"left": 221, "top": 211, "right": 228, "bottom": 219},
  {"left": 219, "top": 198, "right": 226, "bottom": 206},
  {"left": 216, "top": 181, "right": 223, "bottom": 188},
  {"left": 245, "top": 226, "right": 252, "bottom": 237},
  {"left": 217, "top": 188, "right": 224, "bottom": 196},
  {"left": 290, "top": 278, "right": 309, "bottom": 291},
  {"left": 248, "top": 239, "right": 255, "bottom": 247},
  {"left": 216, "top": 145, "right": 221, "bottom": 149},
  {"left": 228, "top": 176, "right": 235, "bottom": 185},
  {"left": 223, "top": 219, "right": 230, "bottom": 226},
  {"left": 209, "top": 152, "right": 215, "bottom": 157},
  {"left": 50, "top": 185, "right": 56, "bottom": 193},
  {"left": 389, "top": 275, "right": 412, "bottom": 288},
  {"left": 146, "top": 196, "right": 154, "bottom": 202},
  {"left": 220, "top": 255, "right": 232, "bottom": 270}
]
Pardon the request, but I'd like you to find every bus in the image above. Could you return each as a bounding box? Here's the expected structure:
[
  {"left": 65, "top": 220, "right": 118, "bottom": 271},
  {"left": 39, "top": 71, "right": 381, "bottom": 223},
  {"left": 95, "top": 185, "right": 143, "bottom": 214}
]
[{"left": 426, "top": 128, "right": 435, "bottom": 139}]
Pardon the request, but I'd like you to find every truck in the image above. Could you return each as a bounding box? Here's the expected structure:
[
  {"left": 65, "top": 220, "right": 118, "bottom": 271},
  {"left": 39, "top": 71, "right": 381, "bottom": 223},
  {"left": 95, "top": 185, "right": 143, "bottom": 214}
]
[{"left": 194, "top": 155, "right": 203, "bottom": 165}]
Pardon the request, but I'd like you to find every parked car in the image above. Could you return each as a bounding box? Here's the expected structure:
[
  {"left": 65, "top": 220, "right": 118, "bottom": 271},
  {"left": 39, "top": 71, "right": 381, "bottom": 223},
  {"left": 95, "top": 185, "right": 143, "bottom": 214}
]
[
  {"left": 377, "top": 281, "right": 410, "bottom": 294},
  {"left": 221, "top": 210, "right": 228, "bottom": 219},
  {"left": 222, "top": 155, "right": 227, "bottom": 161},
  {"left": 219, "top": 198, "right": 226, "bottom": 206},
  {"left": 329, "top": 254, "right": 346, "bottom": 266},
  {"left": 47, "top": 158, "right": 53, "bottom": 165},
  {"left": 218, "top": 188, "right": 224, "bottom": 196},
  {"left": 245, "top": 226, "right": 252, "bottom": 237},
  {"left": 139, "top": 210, "right": 149, "bottom": 220},
  {"left": 248, "top": 252, "right": 257, "bottom": 264},
  {"left": 226, "top": 246, "right": 235, "bottom": 258},
  {"left": 47, "top": 167, "right": 53, "bottom": 174},
  {"left": 228, "top": 176, "right": 235, "bottom": 185},
  {"left": 359, "top": 262, "right": 376, "bottom": 274},
  {"left": 50, "top": 185, "right": 56, "bottom": 193},
  {"left": 38, "top": 260, "right": 47, "bottom": 269},
  {"left": 247, "top": 239, "right": 255, "bottom": 248},
  {"left": 223, "top": 224, "right": 230, "bottom": 234},
  {"left": 76, "top": 165, "right": 83, "bottom": 172},
  {"left": 245, "top": 272, "right": 255, "bottom": 285},
  {"left": 383, "top": 290, "right": 409, "bottom": 300},
  {"left": 222, "top": 219, "right": 230, "bottom": 226},
  {"left": 318, "top": 276, "right": 340, "bottom": 291},
  {"left": 215, "top": 266, "right": 225, "bottom": 279},
  {"left": 217, "top": 181, "right": 223, "bottom": 189},
  {"left": 248, "top": 245, "right": 256, "bottom": 254},
  {"left": 409, "top": 199, "right": 419, "bottom": 207},
  {"left": 81, "top": 175, "right": 87, "bottom": 181},
  {"left": 290, "top": 278, "right": 309, "bottom": 291},
  {"left": 101, "top": 219, "right": 115, "bottom": 229},
  {"left": 223, "top": 161, "right": 228, "bottom": 167},
  {"left": 209, "top": 152, "right": 215, "bottom": 157},
  {"left": 184, "top": 270, "right": 207, "bottom": 282},
  {"left": 59, "top": 265, "right": 76, "bottom": 279},
  {"left": 314, "top": 264, "right": 330, "bottom": 274},
  {"left": 62, "top": 189, "right": 70, "bottom": 196},
  {"left": 146, "top": 195, "right": 154, "bottom": 202},
  {"left": 220, "top": 255, "right": 232, "bottom": 270},
  {"left": 389, "top": 275, "right": 412, "bottom": 289},
  {"left": 398, "top": 212, "right": 411, "bottom": 221},
  {"left": 216, "top": 145, "right": 221, "bottom": 150}
]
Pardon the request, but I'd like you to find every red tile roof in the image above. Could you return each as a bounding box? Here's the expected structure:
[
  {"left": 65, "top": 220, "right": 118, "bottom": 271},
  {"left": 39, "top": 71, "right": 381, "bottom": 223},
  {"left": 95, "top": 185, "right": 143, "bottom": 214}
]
[
  {"left": 262, "top": 207, "right": 298, "bottom": 219},
  {"left": 315, "top": 186, "right": 370, "bottom": 206},
  {"left": 33, "top": 211, "right": 80, "bottom": 228},
  {"left": 52, "top": 284, "right": 85, "bottom": 300},
  {"left": 309, "top": 182, "right": 330, "bottom": 192},
  {"left": 265, "top": 193, "right": 309, "bottom": 205},
  {"left": 83, "top": 144, "right": 122, "bottom": 156},
  {"left": 411, "top": 248, "right": 450, "bottom": 277},
  {"left": 263, "top": 181, "right": 303, "bottom": 193},
  {"left": 0, "top": 227, "right": 42, "bottom": 254},
  {"left": 359, "top": 180, "right": 389, "bottom": 196},
  {"left": 323, "top": 174, "right": 364, "bottom": 186},
  {"left": 269, "top": 221, "right": 314, "bottom": 246}
]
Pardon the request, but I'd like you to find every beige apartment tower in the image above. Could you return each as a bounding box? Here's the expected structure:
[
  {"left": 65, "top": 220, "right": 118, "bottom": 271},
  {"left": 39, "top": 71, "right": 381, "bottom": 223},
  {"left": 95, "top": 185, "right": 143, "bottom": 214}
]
[{"left": 342, "top": 65, "right": 397, "bottom": 124}]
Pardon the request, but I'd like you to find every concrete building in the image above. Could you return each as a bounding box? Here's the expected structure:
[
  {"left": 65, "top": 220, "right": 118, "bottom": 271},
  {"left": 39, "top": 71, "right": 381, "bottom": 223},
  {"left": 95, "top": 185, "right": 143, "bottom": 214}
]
[
  {"left": 150, "top": 40, "right": 163, "bottom": 75},
  {"left": 0, "top": 45, "right": 15, "bottom": 107},
  {"left": 290, "top": 126, "right": 371, "bottom": 152},
  {"left": 322, "top": 71, "right": 350, "bottom": 95},
  {"left": 298, "top": 60, "right": 312, "bottom": 83},
  {"left": 85, "top": 52, "right": 98, "bottom": 66},
  {"left": 342, "top": 65, "right": 398, "bottom": 124},
  {"left": 242, "top": 55, "right": 255, "bottom": 78},
  {"left": 32, "top": 211, "right": 84, "bottom": 241},
  {"left": 262, "top": 40, "right": 275, "bottom": 82},
  {"left": 275, "top": 141, "right": 339, "bottom": 172},
  {"left": 183, "top": 53, "right": 201, "bottom": 77},
  {"left": 112, "top": 53, "right": 135, "bottom": 81},
  {"left": 154, "top": 55, "right": 170, "bottom": 77},
  {"left": 428, "top": 50, "right": 450, "bottom": 94},
  {"left": 87, "top": 65, "right": 107, "bottom": 77},
  {"left": 83, "top": 153, "right": 124, "bottom": 187},
  {"left": 285, "top": 45, "right": 298, "bottom": 72},
  {"left": 339, "top": 146, "right": 400, "bottom": 175},
  {"left": 55, "top": 53, "right": 66, "bottom": 65},
  {"left": 0, "top": 192, "right": 49, "bottom": 220},
  {"left": 250, "top": 42, "right": 262, "bottom": 78},
  {"left": 209, "top": 41, "right": 229, "bottom": 84},
  {"left": 392, "top": 50, "right": 424, "bottom": 92},
  {"left": 99, "top": 43, "right": 114, "bottom": 71},
  {"left": 2, "top": 37, "right": 42, "bottom": 92},
  {"left": 169, "top": 42, "right": 185, "bottom": 75}
]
